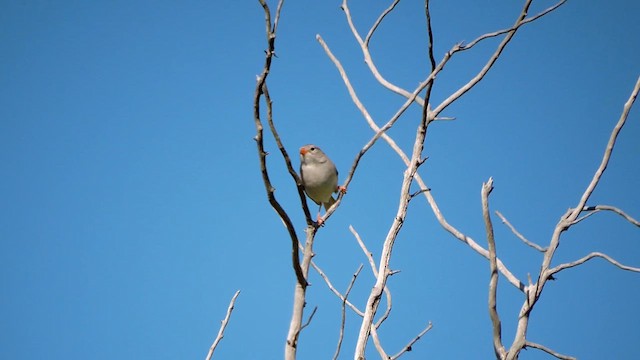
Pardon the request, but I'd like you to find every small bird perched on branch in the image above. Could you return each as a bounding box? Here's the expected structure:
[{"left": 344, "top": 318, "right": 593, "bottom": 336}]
[{"left": 299, "top": 144, "right": 344, "bottom": 223}]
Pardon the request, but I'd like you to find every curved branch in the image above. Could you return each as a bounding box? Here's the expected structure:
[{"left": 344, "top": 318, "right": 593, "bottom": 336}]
[
  {"left": 525, "top": 341, "right": 576, "bottom": 360},
  {"left": 579, "top": 205, "right": 640, "bottom": 227},
  {"left": 549, "top": 252, "right": 640, "bottom": 275},
  {"left": 482, "top": 178, "right": 505, "bottom": 359}
]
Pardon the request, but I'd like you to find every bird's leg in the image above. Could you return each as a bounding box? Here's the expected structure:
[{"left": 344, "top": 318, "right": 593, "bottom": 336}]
[{"left": 316, "top": 204, "right": 325, "bottom": 227}]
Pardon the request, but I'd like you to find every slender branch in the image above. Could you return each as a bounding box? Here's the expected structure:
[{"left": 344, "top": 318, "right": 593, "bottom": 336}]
[
  {"left": 482, "top": 178, "right": 505, "bottom": 359},
  {"left": 495, "top": 210, "right": 546, "bottom": 252},
  {"left": 341, "top": 0, "right": 425, "bottom": 106},
  {"left": 525, "top": 341, "right": 576, "bottom": 360},
  {"left": 205, "top": 290, "right": 241, "bottom": 360},
  {"left": 577, "top": 205, "right": 640, "bottom": 227},
  {"left": 333, "top": 265, "right": 364, "bottom": 360},
  {"left": 312, "top": 259, "right": 364, "bottom": 316},
  {"left": 300, "top": 306, "right": 318, "bottom": 331},
  {"left": 262, "top": 84, "right": 314, "bottom": 226},
  {"left": 424, "top": 0, "right": 436, "bottom": 72},
  {"left": 433, "top": 0, "right": 555, "bottom": 117},
  {"left": 460, "top": 0, "right": 567, "bottom": 51},
  {"left": 389, "top": 322, "right": 434, "bottom": 360},
  {"left": 567, "top": 76, "right": 640, "bottom": 222},
  {"left": 364, "top": 0, "right": 400, "bottom": 46},
  {"left": 350, "top": 225, "right": 378, "bottom": 276},
  {"left": 549, "top": 252, "right": 640, "bottom": 275}
]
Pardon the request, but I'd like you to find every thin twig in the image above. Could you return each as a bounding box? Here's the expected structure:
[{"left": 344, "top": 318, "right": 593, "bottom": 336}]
[
  {"left": 312, "top": 259, "right": 364, "bottom": 316},
  {"left": 300, "top": 306, "right": 318, "bottom": 331},
  {"left": 333, "top": 264, "right": 364, "bottom": 360},
  {"left": 350, "top": 225, "right": 378, "bottom": 276},
  {"left": 525, "top": 341, "right": 576, "bottom": 360},
  {"left": 495, "top": 210, "right": 546, "bottom": 252},
  {"left": 389, "top": 322, "right": 434, "bottom": 360},
  {"left": 205, "top": 290, "right": 241, "bottom": 360},
  {"left": 433, "top": 0, "right": 566, "bottom": 117},
  {"left": 424, "top": 0, "right": 436, "bottom": 72},
  {"left": 460, "top": 0, "right": 567, "bottom": 51}
]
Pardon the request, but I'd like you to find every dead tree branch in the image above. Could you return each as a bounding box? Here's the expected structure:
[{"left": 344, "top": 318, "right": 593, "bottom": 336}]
[
  {"left": 495, "top": 210, "right": 546, "bottom": 252},
  {"left": 504, "top": 76, "right": 640, "bottom": 360},
  {"left": 205, "top": 290, "right": 241, "bottom": 360},
  {"left": 525, "top": 341, "right": 576, "bottom": 360},
  {"left": 333, "top": 265, "right": 364, "bottom": 360},
  {"left": 389, "top": 322, "right": 434, "bottom": 360},
  {"left": 482, "top": 178, "right": 506, "bottom": 358}
]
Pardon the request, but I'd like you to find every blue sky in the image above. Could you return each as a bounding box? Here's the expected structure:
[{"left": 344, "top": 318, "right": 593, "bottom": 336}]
[{"left": 1, "top": 1, "right": 639, "bottom": 359}]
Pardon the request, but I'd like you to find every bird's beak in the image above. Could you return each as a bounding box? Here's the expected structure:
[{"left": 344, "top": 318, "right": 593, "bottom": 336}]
[{"left": 299, "top": 147, "right": 308, "bottom": 155}]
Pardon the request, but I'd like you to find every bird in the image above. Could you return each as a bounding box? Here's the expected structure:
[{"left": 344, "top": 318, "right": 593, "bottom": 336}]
[{"left": 299, "top": 144, "right": 342, "bottom": 222}]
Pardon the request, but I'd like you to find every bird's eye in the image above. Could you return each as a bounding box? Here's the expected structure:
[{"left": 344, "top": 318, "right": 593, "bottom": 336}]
[{"left": 310, "top": 147, "right": 316, "bottom": 151}]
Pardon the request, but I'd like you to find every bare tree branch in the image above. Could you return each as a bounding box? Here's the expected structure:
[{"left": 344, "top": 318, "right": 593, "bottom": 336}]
[
  {"left": 424, "top": 0, "right": 436, "bottom": 72},
  {"left": 205, "top": 290, "right": 241, "bottom": 360},
  {"left": 312, "top": 259, "right": 364, "bottom": 316},
  {"left": 370, "top": 324, "right": 389, "bottom": 359},
  {"left": 525, "top": 341, "right": 576, "bottom": 360},
  {"left": 550, "top": 252, "right": 640, "bottom": 275},
  {"left": 482, "top": 178, "right": 506, "bottom": 359},
  {"left": 254, "top": 0, "right": 307, "bottom": 288},
  {"left": 567, "top": 76, "right": 640, "bottom": 223},
  {"left": 389, "top": 322, "right": 434, "bottom": 360},
  {"left": 505, "top": 76, "right": 640, "bottom": 360},
  {"left": 459, "top": 0, "right": 567, "bottom": 51},
  {"left": 574, "top": 205, "right": 640, "bottom": 227},
  {"left": 433, "top": 0, "right": 567, "bottom": 117},
  {"left": 495, "top": 210, "right": 546, "bottom": 252},
  {"left": 349, "top": 225, "right": 395, "bottom": 330},
  {"left": 350, "top": 225, "right": 378, "bottom": 276},
  {"left": 300, "top": 306, "right": 318, "bottom": 331},
  {"left": 285, "top": 229, "right": 318, "bottom": 360},
  {"left": 333, "top": 265, "right": 364, "bottom": 360}
]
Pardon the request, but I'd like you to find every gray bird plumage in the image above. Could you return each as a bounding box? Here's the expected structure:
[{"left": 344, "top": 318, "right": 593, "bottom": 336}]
[{"left": 299, "top": 144, "right": 338, "bottom": 211}]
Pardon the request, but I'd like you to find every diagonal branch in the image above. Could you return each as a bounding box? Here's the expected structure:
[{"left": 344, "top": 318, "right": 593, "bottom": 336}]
[
  {"left": 205, "top": 290, "right": 241, "bottom": 360},
  {"left": 311, "top": 259, "right": 364, "bottom": 316},
  {"left": 567, "top": 76, "right": 640, "bottom": 222},
  {"left": 389, "top": 322, "right": 434, "bottom": 360},
  {"left": 525, "top": 341, "right": 576, "bottom": 360},
  {"left": 495, "top": 210, "right": 546, "bottom": 252},
  {"left": 433, "top": 0, "right": 566, "bottom": 117}
]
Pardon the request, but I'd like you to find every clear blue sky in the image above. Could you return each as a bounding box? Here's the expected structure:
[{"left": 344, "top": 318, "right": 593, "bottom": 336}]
[{"left": 1, "top": 1, "right": 639, "bottom": 359}]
